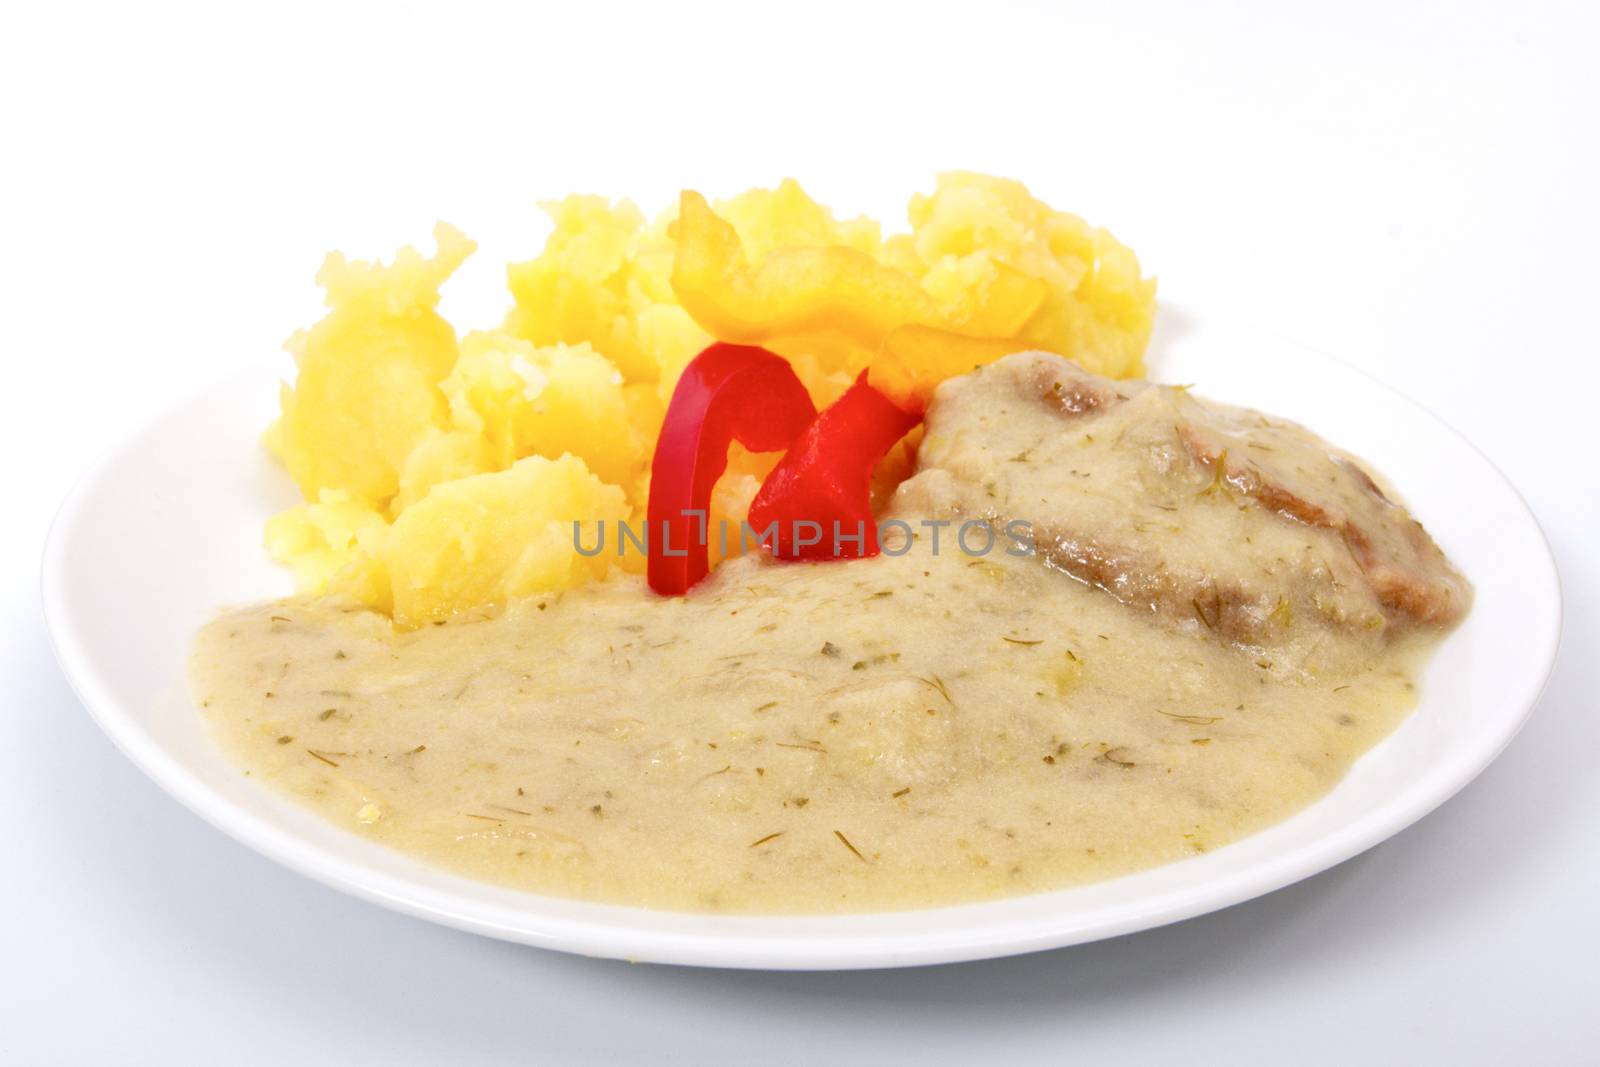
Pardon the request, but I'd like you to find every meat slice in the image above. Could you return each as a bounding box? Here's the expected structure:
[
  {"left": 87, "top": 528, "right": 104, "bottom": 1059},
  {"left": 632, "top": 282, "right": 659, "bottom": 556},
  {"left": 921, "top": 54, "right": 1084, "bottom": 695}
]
[
  {"left": 902, "top": 352, "right": 1470, "bottom": 651},
  {"left": 1174, "top": 423, "right": 1467, "bottom": 626}
]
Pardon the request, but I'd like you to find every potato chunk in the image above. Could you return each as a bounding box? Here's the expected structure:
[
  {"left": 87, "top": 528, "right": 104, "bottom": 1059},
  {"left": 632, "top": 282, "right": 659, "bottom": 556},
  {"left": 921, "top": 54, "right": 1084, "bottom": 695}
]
[
  {"left": 441, "top": 332, "right": 641, "bottom": 490},
  {"left": 391, "top": 428, "right": 495, "bottom": 515},
  {"left": 504, "top": 196, "right": 709, "bottom": 387},
  {"left": 264, "top": 489, "right": 389, "bottom": 594},
  {"left": 272, "top": 224, "right": 475, "bottom": 506},
  {"left": 380, "top": 454, "right": 630, "bottom": 628},
  {"left": 895, "top": 172, "right": 1155, "bottom": 380}
]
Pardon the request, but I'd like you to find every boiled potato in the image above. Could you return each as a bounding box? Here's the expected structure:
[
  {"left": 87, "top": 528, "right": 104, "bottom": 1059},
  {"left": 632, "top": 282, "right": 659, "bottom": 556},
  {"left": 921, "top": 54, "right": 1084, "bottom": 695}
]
[
  {"left": 271, "top": 224, "right": 475, "bottom": 505},
  {"left": 380, "top": 454, "right": 630, "bottom": 628},
  {"left": 713, "top": 178, "right": 883, "bottom": 262},
  {"left": 391, "top": 428, "right": 495, "bottom": 515},
  {"left": 441, "top": 331, "right": 641, "bottom": 490},
  {"left": 264, "top": 489, "right": 389, "bottom": 600},
  {"left": 895, "top": 172, "right": 1155, "bottom": 381},
  {"left": 504, "top": 197, "right": 709, "bottom": 387}
]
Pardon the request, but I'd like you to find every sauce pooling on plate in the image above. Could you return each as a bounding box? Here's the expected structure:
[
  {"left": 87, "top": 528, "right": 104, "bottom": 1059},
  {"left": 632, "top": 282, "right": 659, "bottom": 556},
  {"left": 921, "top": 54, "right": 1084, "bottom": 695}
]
[{"left": 192, "top": 354, "right": 1468, "bottom": 913}]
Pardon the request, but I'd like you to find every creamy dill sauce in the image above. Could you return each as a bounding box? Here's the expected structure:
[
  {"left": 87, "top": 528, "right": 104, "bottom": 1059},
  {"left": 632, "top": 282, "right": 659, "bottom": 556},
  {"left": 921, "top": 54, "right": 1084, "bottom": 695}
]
[{"left": 192, "top": 354, "right": 1463, "bottom": 913}]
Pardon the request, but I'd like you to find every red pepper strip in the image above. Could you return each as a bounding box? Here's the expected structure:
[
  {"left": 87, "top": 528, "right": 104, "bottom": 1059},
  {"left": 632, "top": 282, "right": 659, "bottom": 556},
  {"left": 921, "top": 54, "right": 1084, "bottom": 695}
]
[
  {"left": 748, "top": 371, "right": 922, "bottom": 561},
  {"left": 647, "top": 343, "right": 817, "bottom": 595}
]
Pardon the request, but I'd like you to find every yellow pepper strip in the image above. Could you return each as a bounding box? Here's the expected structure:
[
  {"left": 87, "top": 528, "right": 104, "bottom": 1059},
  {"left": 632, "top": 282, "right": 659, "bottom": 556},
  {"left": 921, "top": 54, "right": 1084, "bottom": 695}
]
[
  {"left": 671, "top": 190, "right": 1056, "bottom": 411},
  {"left": 671, "top": 190, "right": 946, "bottom": 347},
  {"left": 871, "top": 326, "right": 1029, "bottom": 411}
]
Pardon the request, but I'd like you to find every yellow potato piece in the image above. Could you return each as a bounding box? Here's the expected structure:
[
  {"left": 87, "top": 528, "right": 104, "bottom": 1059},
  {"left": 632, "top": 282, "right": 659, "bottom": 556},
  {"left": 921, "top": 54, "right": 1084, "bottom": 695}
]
[
  {"left": 264, "top": 489, "right": 389, "bottom": 595},
  {"left": 441, "top": 332, "right": 640, "bottom": 489},
  {"left": 712, "top": 178, "right": 883, "bottom": 262},
  {"left": 898, "top": 172, "right": 1156, "bottom": 380},
  {"left": 391, "top": 428, "right": 496, "bottom": 515},
  {"left": 273, "top": 224, "right": 475, "bottom": 506},
  {"left": 380, "top": 454, "right": 630, "bottom": 629},
  {"left": 505, "top": 197, "right": 709, "bottom": 386}
]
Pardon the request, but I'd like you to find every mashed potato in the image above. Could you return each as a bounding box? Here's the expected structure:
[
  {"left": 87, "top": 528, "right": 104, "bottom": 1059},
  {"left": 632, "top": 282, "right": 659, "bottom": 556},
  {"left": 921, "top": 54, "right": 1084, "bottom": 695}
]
[{"left": 264, "top": 174, "right": 1156, "bottom": 628}]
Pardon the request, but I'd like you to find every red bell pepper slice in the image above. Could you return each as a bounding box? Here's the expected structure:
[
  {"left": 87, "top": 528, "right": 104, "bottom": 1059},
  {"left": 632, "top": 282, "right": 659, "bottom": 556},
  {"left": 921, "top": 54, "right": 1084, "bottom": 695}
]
[
  {"left": 646, "top": 343, "right": 816, "bottom": 595},
  {"left": 747, "top": 371, "right": 922, "bottom": 561}
]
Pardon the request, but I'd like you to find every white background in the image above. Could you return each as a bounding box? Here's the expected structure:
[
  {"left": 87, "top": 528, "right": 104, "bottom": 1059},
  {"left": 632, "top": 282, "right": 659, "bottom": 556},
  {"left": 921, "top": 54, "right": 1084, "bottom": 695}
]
[{"left": 3, "top": 2, "right": 1597, "bottom": 1063}]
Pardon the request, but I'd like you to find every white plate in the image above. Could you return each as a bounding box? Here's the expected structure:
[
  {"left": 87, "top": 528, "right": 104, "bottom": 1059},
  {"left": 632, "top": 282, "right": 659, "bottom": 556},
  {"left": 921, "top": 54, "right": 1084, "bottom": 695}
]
[{"left": 42, "top": 312, "right": 1560, "bottom": 970}]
